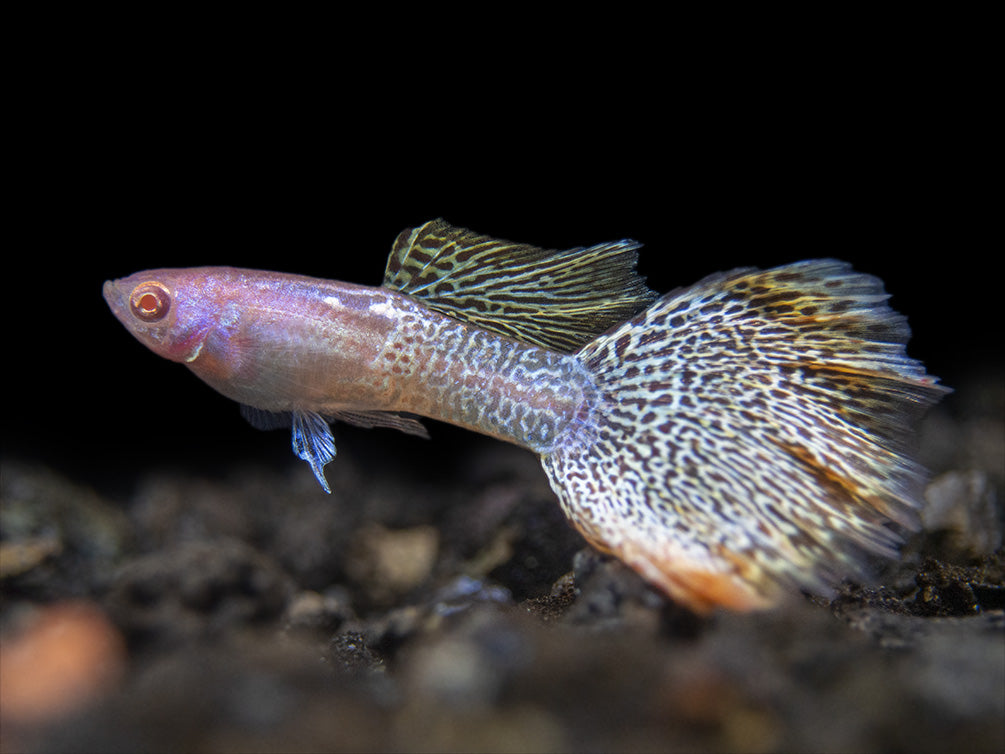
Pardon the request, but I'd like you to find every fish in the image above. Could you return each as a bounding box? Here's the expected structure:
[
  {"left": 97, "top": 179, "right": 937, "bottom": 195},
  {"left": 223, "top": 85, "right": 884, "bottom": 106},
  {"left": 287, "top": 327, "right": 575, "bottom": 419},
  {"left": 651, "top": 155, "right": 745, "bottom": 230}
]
[{"left": 103, "top": 219, "right": 947, "bottom": 612}]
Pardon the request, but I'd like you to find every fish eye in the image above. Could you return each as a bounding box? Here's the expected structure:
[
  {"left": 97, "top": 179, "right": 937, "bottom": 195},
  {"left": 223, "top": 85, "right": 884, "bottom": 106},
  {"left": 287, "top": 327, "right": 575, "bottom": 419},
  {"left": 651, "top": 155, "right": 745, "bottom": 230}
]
[{"left": 129, "top": 281, "right": 172, "bottom": 322}]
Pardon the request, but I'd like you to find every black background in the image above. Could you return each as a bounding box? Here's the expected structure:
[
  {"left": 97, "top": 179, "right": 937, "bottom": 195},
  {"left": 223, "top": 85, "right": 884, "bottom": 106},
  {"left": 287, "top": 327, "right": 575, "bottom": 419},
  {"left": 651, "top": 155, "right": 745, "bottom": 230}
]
[{"left": 6, "top": 27, "right": 997, "bottom": 494}]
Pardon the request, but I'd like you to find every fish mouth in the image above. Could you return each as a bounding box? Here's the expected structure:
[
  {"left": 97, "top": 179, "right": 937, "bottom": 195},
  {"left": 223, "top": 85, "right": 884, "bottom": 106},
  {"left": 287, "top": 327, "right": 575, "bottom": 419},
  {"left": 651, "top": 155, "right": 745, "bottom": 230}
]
[{"left": 103, "top": 279, "right": 130, "bottom": 323}]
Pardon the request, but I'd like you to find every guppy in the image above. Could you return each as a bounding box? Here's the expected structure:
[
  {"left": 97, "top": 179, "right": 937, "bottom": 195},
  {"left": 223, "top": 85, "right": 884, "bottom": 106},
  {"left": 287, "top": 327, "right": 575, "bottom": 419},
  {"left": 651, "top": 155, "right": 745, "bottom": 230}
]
[{"left": 103, "top": 219, "right": 947, "bottom": 612}]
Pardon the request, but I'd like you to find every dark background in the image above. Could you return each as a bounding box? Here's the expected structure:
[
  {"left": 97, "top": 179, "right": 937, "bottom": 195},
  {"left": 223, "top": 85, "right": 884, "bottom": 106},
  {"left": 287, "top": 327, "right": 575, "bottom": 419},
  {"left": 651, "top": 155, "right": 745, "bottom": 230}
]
[
  {"left": 6, "top": 32, "right": 997, "bottom": 495},
  {"left": 3, "top": 18, "right": 1002, "bottom": 754}
]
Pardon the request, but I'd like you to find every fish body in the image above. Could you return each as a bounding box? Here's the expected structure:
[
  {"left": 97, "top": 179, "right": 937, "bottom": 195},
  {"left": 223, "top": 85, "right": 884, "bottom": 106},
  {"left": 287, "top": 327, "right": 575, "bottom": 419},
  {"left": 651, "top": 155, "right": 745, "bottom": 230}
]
[
  {"left": 104, "top": 219, "right": 947, "bottom": 611},
  {"left": 103, "top": 267, "right": 592, "bottom": 455}
]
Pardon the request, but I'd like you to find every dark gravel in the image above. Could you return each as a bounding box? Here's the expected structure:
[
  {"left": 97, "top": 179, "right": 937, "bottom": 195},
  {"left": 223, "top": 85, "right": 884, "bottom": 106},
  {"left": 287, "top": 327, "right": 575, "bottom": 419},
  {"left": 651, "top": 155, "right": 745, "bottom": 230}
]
[{"left": 2, "top": 370, "right": 1002, "bottom": 753}]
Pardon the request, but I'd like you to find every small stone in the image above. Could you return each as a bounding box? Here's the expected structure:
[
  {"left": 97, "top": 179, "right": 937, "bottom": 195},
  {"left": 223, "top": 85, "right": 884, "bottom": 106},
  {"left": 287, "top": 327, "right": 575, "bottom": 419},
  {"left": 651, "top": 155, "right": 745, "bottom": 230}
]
[{"left": 922, "top": 471, "right": 1001, "bottom": 557}]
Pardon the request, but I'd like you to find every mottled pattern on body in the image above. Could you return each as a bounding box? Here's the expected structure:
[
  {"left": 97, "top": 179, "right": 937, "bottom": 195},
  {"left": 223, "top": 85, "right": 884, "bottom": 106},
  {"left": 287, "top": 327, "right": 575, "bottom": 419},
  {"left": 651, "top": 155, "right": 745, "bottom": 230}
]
[
  {"left": 542, "top": 260, "right": 946, "bottom": 610},
  {"left": 376, "top": 295, "right": 595, "bottom": 454}
]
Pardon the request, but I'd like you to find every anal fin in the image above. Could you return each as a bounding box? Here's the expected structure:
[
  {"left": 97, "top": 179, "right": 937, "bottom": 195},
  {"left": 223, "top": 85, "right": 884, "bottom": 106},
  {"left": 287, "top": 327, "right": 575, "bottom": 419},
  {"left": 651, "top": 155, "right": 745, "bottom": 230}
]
[
  {"left": 240, "top": 406, "right": 335, "bottom": 492},
  {"left": 291, "top": 410, "right": 336, "bottom": 494},
  {"left": 240, "top": 405, "right": 427, "bottom": 493}
]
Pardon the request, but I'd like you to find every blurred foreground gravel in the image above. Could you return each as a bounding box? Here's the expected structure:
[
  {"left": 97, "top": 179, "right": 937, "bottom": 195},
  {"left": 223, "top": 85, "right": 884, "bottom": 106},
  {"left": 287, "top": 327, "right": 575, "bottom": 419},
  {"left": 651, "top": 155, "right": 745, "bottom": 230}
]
[{"left": 2, "top": 370, "right": 1002, "bottom": 753}]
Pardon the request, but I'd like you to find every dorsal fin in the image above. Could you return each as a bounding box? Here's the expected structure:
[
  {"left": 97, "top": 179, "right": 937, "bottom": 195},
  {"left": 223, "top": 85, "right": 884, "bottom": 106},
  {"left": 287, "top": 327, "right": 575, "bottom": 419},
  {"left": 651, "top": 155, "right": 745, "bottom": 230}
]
[{"left": 382, "top": 219, "right": 658, "bottom": 353}]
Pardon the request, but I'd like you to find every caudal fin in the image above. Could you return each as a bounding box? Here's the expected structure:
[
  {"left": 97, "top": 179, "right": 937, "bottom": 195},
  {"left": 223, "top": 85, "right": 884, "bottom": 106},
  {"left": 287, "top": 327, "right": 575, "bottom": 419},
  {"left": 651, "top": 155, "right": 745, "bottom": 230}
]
[{"left": 541, "top": 260, "right": 947, "bottom": 612}]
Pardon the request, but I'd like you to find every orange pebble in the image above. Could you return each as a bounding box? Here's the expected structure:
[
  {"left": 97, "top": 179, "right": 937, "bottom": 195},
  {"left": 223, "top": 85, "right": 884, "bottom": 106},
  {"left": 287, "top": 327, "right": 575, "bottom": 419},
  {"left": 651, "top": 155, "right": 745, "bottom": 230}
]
[{"left": 0, "top": 602, "right": 126, "bottom": 725}]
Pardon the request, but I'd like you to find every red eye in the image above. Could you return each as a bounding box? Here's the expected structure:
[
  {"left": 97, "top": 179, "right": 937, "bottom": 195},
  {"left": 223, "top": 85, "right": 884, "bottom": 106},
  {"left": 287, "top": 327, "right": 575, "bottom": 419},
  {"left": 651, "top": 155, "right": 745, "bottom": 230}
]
[{"left": 129, "top": 282, "right": 171, "bottom": 322}]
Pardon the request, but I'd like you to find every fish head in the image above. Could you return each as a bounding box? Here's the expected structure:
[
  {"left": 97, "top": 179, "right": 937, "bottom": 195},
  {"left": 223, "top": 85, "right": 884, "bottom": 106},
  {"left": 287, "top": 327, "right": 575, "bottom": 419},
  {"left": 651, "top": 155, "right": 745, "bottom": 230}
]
[{"left": 103, "top": 268, "right": 221, "bottom": 364}]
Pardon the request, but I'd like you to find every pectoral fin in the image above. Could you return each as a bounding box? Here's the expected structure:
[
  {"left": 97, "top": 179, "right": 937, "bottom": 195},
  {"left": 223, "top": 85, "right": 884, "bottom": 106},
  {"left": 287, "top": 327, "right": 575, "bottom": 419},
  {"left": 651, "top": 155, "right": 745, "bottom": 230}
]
[{"left": 240, "top": 405, "right": 293, "bottom": 431}]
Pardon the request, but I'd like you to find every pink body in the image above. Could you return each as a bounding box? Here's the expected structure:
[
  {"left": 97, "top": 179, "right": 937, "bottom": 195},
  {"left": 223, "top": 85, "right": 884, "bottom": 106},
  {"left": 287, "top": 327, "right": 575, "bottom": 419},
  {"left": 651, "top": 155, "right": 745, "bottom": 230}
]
[{"left": 103, "top": 267, "right": 595, "bottom": 453}]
